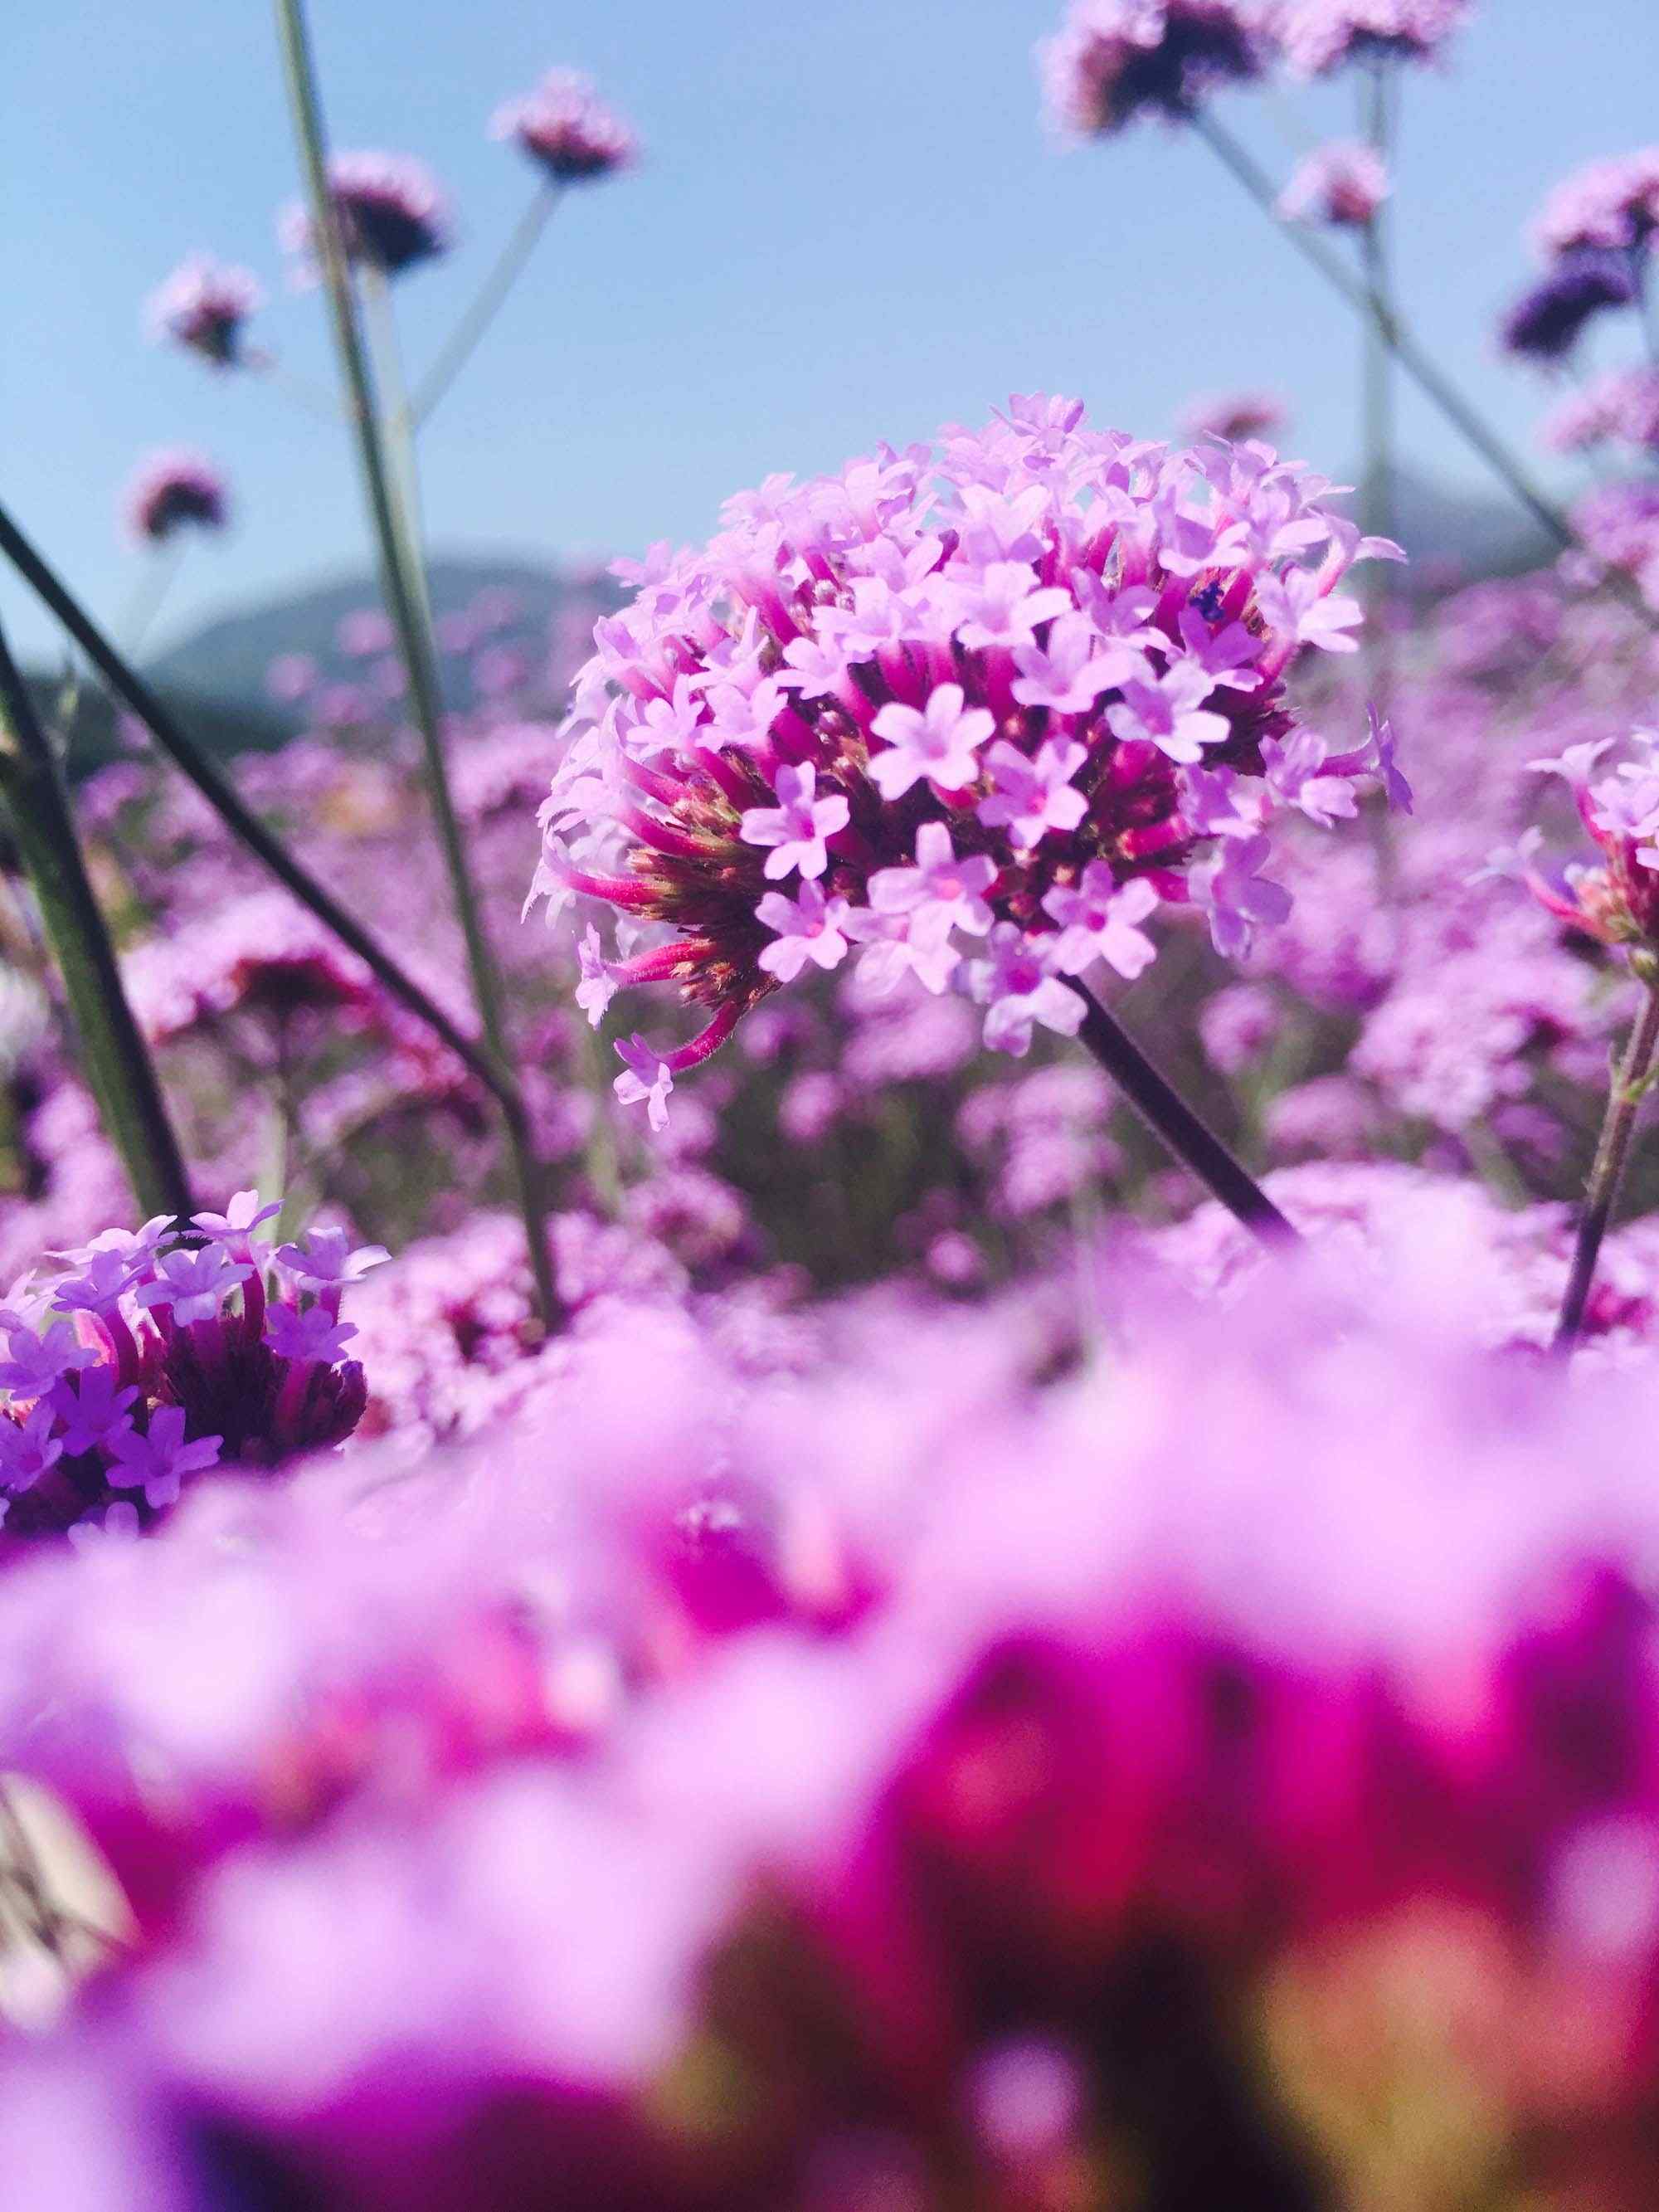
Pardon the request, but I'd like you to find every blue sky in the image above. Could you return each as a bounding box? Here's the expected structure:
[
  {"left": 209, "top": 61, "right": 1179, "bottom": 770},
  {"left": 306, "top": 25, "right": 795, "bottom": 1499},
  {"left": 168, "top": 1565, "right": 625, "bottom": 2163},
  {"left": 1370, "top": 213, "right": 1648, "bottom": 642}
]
[{"left": 5, "top": 1, "right": 1657, "bottom": 662}]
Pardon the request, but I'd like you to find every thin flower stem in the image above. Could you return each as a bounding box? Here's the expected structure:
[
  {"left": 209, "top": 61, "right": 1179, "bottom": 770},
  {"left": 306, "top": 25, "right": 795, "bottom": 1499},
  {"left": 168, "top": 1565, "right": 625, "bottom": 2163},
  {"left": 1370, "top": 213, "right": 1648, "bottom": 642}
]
[
  {"left": 411, "top": 184, "right": 561, "bottom": 428},
  {"left": 1359, "top": 61, "right": 1395, "bottom": 598},
  {"left": 242, "top": 344, "right": 343, "bottom": 423},
  {"left": 116, "top": 538, "right": 186, "bottom": 660},
  {"left": 1067, "top": 982, "right": 1297, "bottom": 1245},
  {"left": 1191, "top": 109, "right": 1580, "bottom": 557},
  {"left": 0, "top": 614, "right": 192, "bottom": 1222},
  {"left": 1553, "top": 978, "right": 1659, "bottom": 1354},
  {"left": 273, "top": 0, "right": 557, "bottom": 1333},
  {"left": 0, "top": 499, "right": 520, "bottom": 1124}
]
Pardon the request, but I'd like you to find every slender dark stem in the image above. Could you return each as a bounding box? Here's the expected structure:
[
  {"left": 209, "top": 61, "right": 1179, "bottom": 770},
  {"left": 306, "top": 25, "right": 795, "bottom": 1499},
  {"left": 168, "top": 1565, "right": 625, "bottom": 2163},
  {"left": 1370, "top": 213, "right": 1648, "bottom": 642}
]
[
  {"left": 0, "top": 499, "right": 516, "bottom": 1120},
  {"left": 0, "top": 614, "right": 192, "bottom": 1221},
  {"left": 272, "top": 0, "right": 556, "bottom": 1332},
  {"left": 1554, "top": 980, "right": 1659, "bottom": 1353},
  {"left": 1191, "top": 110, "right": 1580, "bottom": 558},
  {"left": 411, "top": 184, "right": 561, "bottom": 427},
  {"left": 1068, "top": 983, "right": 1296, "bottom": 1245}
]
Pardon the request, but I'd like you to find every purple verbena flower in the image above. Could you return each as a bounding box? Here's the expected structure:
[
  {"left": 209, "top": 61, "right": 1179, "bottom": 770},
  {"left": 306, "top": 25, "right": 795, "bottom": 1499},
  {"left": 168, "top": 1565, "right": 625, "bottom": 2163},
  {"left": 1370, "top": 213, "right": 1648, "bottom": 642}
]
[
  {"left": 122, "top": 451, "right": 228, "bottom": 545},
  {"left": 491, "top": 69, "right": 638, "bottom": 184},
  {"left": 280, "top": 153, "right": 451, "bottom": 279},
  {"left": 1038, "top": 0, "right": 1272, "bottom": 138},
  {"left": 105, "top": 1405, "right": 223, "bottom": 1511},
  {"left": 144, "top": 256, "right": 263, "bottom": 368}
]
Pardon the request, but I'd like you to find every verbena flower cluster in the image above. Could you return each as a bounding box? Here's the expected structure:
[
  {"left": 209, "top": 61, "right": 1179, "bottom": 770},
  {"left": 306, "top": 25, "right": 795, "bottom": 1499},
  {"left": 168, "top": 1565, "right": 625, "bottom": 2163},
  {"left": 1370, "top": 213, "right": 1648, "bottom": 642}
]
[
  {"left": 1038, "top": 0, "right": 1273, "bottom": 136},
  {"left": 490, "top": 67, "right": 637, "bottom": 184},
  {"left": 120, "top": 450, "right": 229, "bottom": 544},
  {"left": 280, "top": 151, "right": 452, "bottom": 279},
  {"left": 530, "top": 397, "right": 1404, "bottom": 1128},
  {"left": 1503, "top": 726, "right": 1659, "bottom": 958},
  {"left": 1272, "top": 0, "right": 1471, "bottom": 77},
  {"left": 144, "top": 256, "right": 263, "bottom": 368},
  {"left": 0, "top": 1196, "right": 382, "bottom": 1546}
]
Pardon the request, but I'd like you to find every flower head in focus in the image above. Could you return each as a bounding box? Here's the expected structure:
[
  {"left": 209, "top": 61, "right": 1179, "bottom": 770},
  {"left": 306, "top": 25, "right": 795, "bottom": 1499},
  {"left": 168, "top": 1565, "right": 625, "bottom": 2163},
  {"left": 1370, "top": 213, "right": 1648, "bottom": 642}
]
[
  {"left": 1511, "top": 728, "right": 1659, "bottom": 959},
  {"left": 1038, "top": 0, "right": 1272, "bottom": 138},
  {"left": 491, "top": 69, "right": 637, "bottom": 184},
  {"left": 528, "top": 396, "right": 1400, "bottom": 1127},
  {"left": 121, "top": 452, "right": 229, "bottom": 546},
  {"left": 280, "top": 153, "right": 451, "bottom": 279},
  {"left": 144, "top": 256, "right": 263, "bottom": 368},
  {"left": 1277, "top": 140, "right": 1390, "bottom": 228}
]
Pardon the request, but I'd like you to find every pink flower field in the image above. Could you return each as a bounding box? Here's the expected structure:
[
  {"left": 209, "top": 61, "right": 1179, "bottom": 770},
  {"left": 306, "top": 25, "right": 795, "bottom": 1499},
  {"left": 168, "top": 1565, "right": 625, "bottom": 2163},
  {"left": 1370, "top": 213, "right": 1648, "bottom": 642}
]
[{"left": 5, "top": 2, "right": 1659, "bottom": 2204}]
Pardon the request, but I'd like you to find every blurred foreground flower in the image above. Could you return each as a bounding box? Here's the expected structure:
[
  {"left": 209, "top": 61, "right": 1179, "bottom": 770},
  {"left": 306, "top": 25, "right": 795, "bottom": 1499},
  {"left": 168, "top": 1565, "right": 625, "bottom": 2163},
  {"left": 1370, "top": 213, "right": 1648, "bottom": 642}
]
[{"left": 4, "top": 1216, "right": 1659, "bottom": 2201}]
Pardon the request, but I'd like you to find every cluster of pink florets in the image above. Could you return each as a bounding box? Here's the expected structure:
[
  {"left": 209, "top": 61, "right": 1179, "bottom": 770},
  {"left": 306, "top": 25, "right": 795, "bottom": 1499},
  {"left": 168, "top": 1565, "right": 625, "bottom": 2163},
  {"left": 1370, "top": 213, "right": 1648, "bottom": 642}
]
[
  {"left": 1533, "top": 147, "right": 1659, "bottom": 259},
  {"left": 119, "top": 450, "right": 229, "bottom": 545},
  {"left": 490, "top": 67, "right": 637, "bottom": 184},
  {"left": 1038, "top": 0, "right": 1274, "bottom": 135},
  {"left": 1038, "top": 0, "right": 1466, "bottom": 134},
  {"left": 144, "top": 255, "right": 263, "bottom": 368},
  {"left": 1541, "top": 367, "right": 1659, "bottom": 456},
  {"left": 0, "top": 1196, "right": 383, "bottom": 1546},
  {"left": 280, "top": 151, "right": 452, "bottom": 279},
  {"left": 530, "top": 397, "right": 1404, "bottom": 1130},
  {"left": 1503, "top": 728, "right": 1659, "bottom": 959}
]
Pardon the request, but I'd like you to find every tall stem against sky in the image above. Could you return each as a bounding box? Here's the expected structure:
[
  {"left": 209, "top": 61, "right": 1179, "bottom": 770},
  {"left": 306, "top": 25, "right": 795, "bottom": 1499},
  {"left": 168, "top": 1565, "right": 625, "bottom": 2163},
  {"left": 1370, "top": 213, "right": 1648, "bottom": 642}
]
[
  {"left": 1360, "top": 56, "right": 1397, "bottom": 689},
  {"left": 0, "top": 614, "right": 191, "bottom": 1223},
  {"left": 411, "top": 185, "right": 562, "bottom": 428},
  {"left": 271, "top": 0, "right": 557, "bottom": 1331}
]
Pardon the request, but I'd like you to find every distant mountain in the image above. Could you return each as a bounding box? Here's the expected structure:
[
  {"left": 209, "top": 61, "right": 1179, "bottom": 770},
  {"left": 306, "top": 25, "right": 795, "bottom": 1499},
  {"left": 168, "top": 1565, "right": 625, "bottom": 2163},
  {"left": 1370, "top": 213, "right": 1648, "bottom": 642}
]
[
  {"left": 1371, "top": 463, "right": 1559, "bottom": 587},
  {"left": 145, "top": 553, "right": 619, "bottom": 729}
]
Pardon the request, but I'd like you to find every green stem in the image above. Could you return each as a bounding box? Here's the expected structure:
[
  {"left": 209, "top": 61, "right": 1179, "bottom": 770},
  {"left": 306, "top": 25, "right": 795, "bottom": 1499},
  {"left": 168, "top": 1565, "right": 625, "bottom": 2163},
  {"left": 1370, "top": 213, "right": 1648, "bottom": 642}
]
[
  {"left": 1359, "top": 60, "right": 1395, "bottom": 612},
  {"left": 272, "top": 0, "right": 557, "bottom": 1334},
  {"left": 0, "top": 616, "right": 191, "bottom": 1221},
  {"left": 1554, "top": 979, "right": 1659, "bottom": 1354},
  {"left": 411, "top": 185, "right": 561, "bottom": 428},
  {"left": 0, "top": 499, "right": 519, "bottom": 1123},
  {"left": 1191, "top": 109, "right": 1581, "bottom": 558}
]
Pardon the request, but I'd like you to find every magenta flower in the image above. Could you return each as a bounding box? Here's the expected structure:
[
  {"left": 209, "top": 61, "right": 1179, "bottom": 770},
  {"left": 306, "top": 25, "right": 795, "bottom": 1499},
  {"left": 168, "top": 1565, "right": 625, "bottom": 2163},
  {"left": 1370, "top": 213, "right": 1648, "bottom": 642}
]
[
  {"left": 0, "top": 1401, "right": 65, "bottom": 1496},
  {"left": 144, "top": 256, "right": 263, "bottom": 368},
  {"left": 1105, "top": 663, "right": 1232, "bottom": 763},
  {"left": 134, "top": 1246, "right": 253, "bottom": 1328},
  {"left": 491, "top": 68, "right": 638, "bottom": 184},
  {"left": 265, "top": 1302, "right": 358, "bottom": 1367},
  {"left": 977, "top": 738, "right": 1090, "bottom": 847},
  {"left": 756, "top": 882, "right": 853, "bottom": 982},
  {"left": 739, "top": 763, "right": 850, "bottom": 881},
  {"left": 868, "top": 822, "right": 997, "bottom": 938},
  {"left": 280, "top": 153, "right": 450, "bottom": 279},
  {"left": 968, "top": 926, "right": 1087, "bottom": 1056},
  {"left": 614, "top": 1035, "right": 674, "bottom": 1131},
  {"left": 868, "top": 685, "right": 997, "bottom": 798},
  {"left": 530, "top": 397, "right": 1389, "bottom": 1107},
  {"left": 1277, "top": 141, "right": 1390, "bottom": 229},
  {"left": 192, "top": 1190, "right": 283, "bottom": 1267},
  {"left": 105, "top": 1405, "right": 223, "bottom": 1511},
  {"left": 1203, "top": 834, "right": 1292, "bottom": 957},
  {"left": 121, "top": 451, "right": 228, "bottom": 545},
  {"left": 1041, "top": 865, "right": 1160, "bottom": 977}
]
